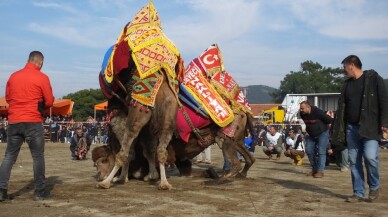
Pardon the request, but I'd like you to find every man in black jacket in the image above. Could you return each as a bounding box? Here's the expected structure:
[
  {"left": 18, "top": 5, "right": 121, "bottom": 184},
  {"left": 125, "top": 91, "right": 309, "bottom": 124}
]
[
  {"left": 332, "top": 55, "right": 388, "bottom": 203},
  {"left": 300, "top": 101, "right": 333, "bottom": 178}
]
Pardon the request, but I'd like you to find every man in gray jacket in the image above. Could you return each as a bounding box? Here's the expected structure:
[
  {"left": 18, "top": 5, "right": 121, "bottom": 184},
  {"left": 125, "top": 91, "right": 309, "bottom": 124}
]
[{"left": 332, "top": 55, "right": 388, "bottom": 203}]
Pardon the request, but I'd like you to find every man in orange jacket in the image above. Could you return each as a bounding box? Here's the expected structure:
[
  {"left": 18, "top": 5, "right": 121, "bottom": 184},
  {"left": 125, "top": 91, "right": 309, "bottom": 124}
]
[{"left": 0, "top": 51, "right": 54, "bottom": 201}]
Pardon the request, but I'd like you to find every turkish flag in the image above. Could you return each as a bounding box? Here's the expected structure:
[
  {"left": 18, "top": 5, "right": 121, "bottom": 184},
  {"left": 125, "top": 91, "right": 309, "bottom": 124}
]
[{"left": 199, "top": 45, "right": 222, "bottom": 71}]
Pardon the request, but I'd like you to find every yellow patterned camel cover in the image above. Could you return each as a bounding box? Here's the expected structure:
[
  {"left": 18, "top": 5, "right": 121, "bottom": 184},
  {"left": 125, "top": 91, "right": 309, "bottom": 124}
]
[
  {"left": 101, "top": 1, "right": 181, "bottom": 107},
  {"left": 125, "top": 1, "right": 180, "bottom": 80}
]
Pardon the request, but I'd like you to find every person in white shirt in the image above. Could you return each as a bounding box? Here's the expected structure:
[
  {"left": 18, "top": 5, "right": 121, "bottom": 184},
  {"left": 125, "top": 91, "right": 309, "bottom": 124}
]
[
  {"left": 284, "top": 126, "right": 305, "bottom": 166},
  {"left": 263, "top": 125, "right": 283, "bottom": 160}
]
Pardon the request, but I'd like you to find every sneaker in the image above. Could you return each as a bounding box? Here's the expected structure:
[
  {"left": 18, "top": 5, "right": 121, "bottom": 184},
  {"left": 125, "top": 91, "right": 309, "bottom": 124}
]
[
  {"left": 0, "top": 188, "right": 8, "bottom": 202},
  {"left": 368, "top": 188, "right": 380, "bottom": 202},
  {"left": 313, "top": 172, "right": 324, "bottom": 178},
  {"left": 33, "top": 189, "right": 51, "bottom": 201},
  {"left": 346, "top": 195, "right": 364, "bottom": 203},
  {"left": 340, "top": 167, "right": 349, "bottom": 172}
]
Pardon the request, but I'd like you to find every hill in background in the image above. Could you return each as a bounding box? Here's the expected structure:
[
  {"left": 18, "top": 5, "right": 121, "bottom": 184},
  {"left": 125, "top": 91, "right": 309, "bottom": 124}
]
[{"left": 243, "top": 85, "right": 277, "bottom": 104}]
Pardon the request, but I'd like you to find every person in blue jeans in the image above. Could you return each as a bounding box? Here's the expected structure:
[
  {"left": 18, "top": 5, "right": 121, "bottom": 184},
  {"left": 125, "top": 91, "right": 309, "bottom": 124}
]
[
  {"left": 0, "top": 51, "right": 55, "bottom": 202},
  {"left": 332, "top": 55, "right": 388, "bottom": 203},
  {"left": 299, "top": 101, "right": 333, "bottom": 178}
]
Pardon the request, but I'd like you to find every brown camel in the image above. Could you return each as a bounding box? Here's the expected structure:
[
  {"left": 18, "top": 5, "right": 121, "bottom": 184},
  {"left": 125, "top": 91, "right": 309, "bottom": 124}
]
[
  {"left": 171, "top": 110, "right": 256, "bottom": 179},
  {"left": 96, "top": 70, "right": 180, "bottom": 190},
  {"left": 93, "top": 109, "right": 255, "bottom": 183}
]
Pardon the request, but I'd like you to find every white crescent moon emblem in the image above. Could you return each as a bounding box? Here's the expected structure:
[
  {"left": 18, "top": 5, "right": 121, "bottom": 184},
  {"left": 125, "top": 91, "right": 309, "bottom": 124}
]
[{"left": 203, "top": 54, "right": 215, "bottom": 65}]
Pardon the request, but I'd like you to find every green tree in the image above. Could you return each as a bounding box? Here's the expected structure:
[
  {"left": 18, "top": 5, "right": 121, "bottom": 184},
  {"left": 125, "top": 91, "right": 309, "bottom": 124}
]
[
  {"left": 271, "top": 61, "right": 345, "bottom": 103},
  {"left": 62, "top": 89, "right": 105, "bottom": 121}
]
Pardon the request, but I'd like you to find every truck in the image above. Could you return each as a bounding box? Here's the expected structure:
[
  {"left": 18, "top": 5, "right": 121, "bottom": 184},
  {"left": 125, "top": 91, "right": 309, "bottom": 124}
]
[{"left": 259, "top": 106, "right": 285, "bottom": 125}]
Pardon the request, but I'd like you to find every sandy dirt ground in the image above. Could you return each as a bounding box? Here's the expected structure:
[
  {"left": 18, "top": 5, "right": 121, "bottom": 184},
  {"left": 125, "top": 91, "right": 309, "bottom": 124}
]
[{"left": 0, "top": 142, "right": 387, "bottom": 217}]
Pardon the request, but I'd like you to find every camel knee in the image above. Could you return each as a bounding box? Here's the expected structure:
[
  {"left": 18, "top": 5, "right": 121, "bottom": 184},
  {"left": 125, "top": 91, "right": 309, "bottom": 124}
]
[
  {"left": 115, "top": 152, "right": 128, "bottom": 167},
  {"left": 157, "top": 147, "right": 168, "bottom": 163}
]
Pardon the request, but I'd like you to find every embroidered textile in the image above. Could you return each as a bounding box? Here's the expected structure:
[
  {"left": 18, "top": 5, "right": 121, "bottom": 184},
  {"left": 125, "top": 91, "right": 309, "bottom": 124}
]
[
  {"left": 125, "top": 2, "right": 180, "bottom": 79},
  {"left": 176, "top": 104, "right": 212, "bottom": 142},
  {"left": 198, "top": 44, "right": 225, "bottom": 77},
  {"left": 131, "top": 70, "right": 163, "bottom": 107},
  {"left": 181, "top": 58, "right": 234, "bottom": 127},
  {"left": 221, "top": 111, "right": 243, "bottom": 138},
  {"left": 211, "top": 71, "right": 252, "bottom": 114}
]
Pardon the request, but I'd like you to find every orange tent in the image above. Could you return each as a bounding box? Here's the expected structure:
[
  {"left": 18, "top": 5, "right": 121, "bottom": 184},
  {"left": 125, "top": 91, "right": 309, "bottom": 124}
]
[
  {"left": 0, "top": 97, "right": 8, "bottom": 115},
  {"left": 94, "top": 101, "right": 108, "bottom": 111},
  {"left": 0, "top": 97, "right": 74, "bottom": 116},
  {"left": 94, "top": 101, "right": 108, "bottom": 119},
  {"left": 46, "top": 99, "right": 74, "bottom": 116}
]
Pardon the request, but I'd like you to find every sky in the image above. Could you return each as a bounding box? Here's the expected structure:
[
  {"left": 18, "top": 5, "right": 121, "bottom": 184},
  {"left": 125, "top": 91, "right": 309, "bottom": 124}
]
[{"left": 1, "top": 0, "right": 388, "bottom": 98}]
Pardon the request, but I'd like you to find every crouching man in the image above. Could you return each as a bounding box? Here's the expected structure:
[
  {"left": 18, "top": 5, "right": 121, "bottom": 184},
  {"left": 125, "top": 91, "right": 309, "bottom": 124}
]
[
  {"left": 263, "top": 125, "right": 283, "bottom": 160},
  {"left": 70, "top": 127, "right": 92, "bottom": 160},
  {"left": 284, "top": 127, "right": 305, "bottom": 166}
]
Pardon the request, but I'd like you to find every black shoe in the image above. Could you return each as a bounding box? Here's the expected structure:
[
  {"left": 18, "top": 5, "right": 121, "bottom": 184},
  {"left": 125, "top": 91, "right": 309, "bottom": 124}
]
[
  {"left": 368, "top": 188, "right": 380, "bottom": 202},
  {"left": 0, "top": 188, "right": 8, "bottom": 202},
  {"left": 345, "top": 194, "right": 364, "bottom": 203},
  {"left": 33, "top": 189, "right": 51, "bottom": 201}
]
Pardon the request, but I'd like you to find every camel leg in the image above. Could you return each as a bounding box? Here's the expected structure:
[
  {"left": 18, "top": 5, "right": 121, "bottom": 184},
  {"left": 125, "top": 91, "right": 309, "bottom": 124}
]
[
  {"left": 235, "top": 141, "right": 255, "bottom": 177},
  {"left": 96, "top": 133, "right": 136, "bottom": 189},
  {"left": 113, "top": 155, "right": 131, "bottom": 184},
  {"left": 97, "top": 164, "right": 121, "bottom": 189},
  {"left": 157, "top": 93, "right": 177, "bottom": 189},
  {"left": 158, "top": 162, "right": 170, "bottom": 190},
  {"left": 222, "top": 139, "right": 242, "bottom": 178},
  {"left": 155, "top": 125, "right": 176, "bottom": 190},
  {"left": 97, "top": 108, "right": 151, "bottom": 189},
  {"left": 142, "top": 137, "right": 159, "bottom": 182}
]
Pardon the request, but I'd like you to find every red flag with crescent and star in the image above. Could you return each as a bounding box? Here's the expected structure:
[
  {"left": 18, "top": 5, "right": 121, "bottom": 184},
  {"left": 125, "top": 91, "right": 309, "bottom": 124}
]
[{"left": 198, "top": 44, "right": 225, "bottom": 77}]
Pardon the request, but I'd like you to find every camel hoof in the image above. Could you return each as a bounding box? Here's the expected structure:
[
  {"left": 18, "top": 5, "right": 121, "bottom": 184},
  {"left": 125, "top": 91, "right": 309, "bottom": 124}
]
[
  {"left": 144, "top": 173, "right": 159, "bottom": 182},
  {"left": 235, "top": 173, "right": 247, "bottom": 179},
  {"left": 158, "top": 182, "right": 172, "bottom": 190},
  {"left": 96, "top": 181, "right": 111, "bottom": 189},
  {"left": 113, "top": 177, "right": 128, "bottom": 184}
]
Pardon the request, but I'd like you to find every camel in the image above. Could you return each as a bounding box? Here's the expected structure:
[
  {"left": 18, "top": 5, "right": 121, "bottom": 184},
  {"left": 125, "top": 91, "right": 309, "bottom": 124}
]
[
  {"left": 171, "top": 110, "right": 256, "bottom": 179},
  {"left": 96, "top": 69, "right": 181, "bottom": 190},
  {"left": 92, "top": 108, "right": 256, "bottom": 183}
]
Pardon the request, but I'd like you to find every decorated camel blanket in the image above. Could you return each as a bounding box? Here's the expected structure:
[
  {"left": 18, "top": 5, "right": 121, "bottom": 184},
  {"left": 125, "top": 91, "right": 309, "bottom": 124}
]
[
  {"left": 125, "top": 1, "right": 180, "bottom": 80},
  {"left": 211, "top": 71, "right": 252, "bottom": 115},
  {"left": 178, "top": 44, "right": 253, "bottom": 139},
  {"left": 99, "top": 39, "right": 131, "bottom": 99},
  {"left": 176, "top": 104, "right": 212, "bottom": 142},
  {"left": 99, "top": 1, "right": 181, "bottom": 107},
  {"left": 181, "top": 57, "right": 234, "bottom": 128}
]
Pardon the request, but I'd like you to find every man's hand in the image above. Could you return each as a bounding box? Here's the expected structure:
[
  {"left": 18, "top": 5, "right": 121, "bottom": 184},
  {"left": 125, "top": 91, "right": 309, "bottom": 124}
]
[{"left": 268, "top": 146, "right": 274, "bottom": 151}]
